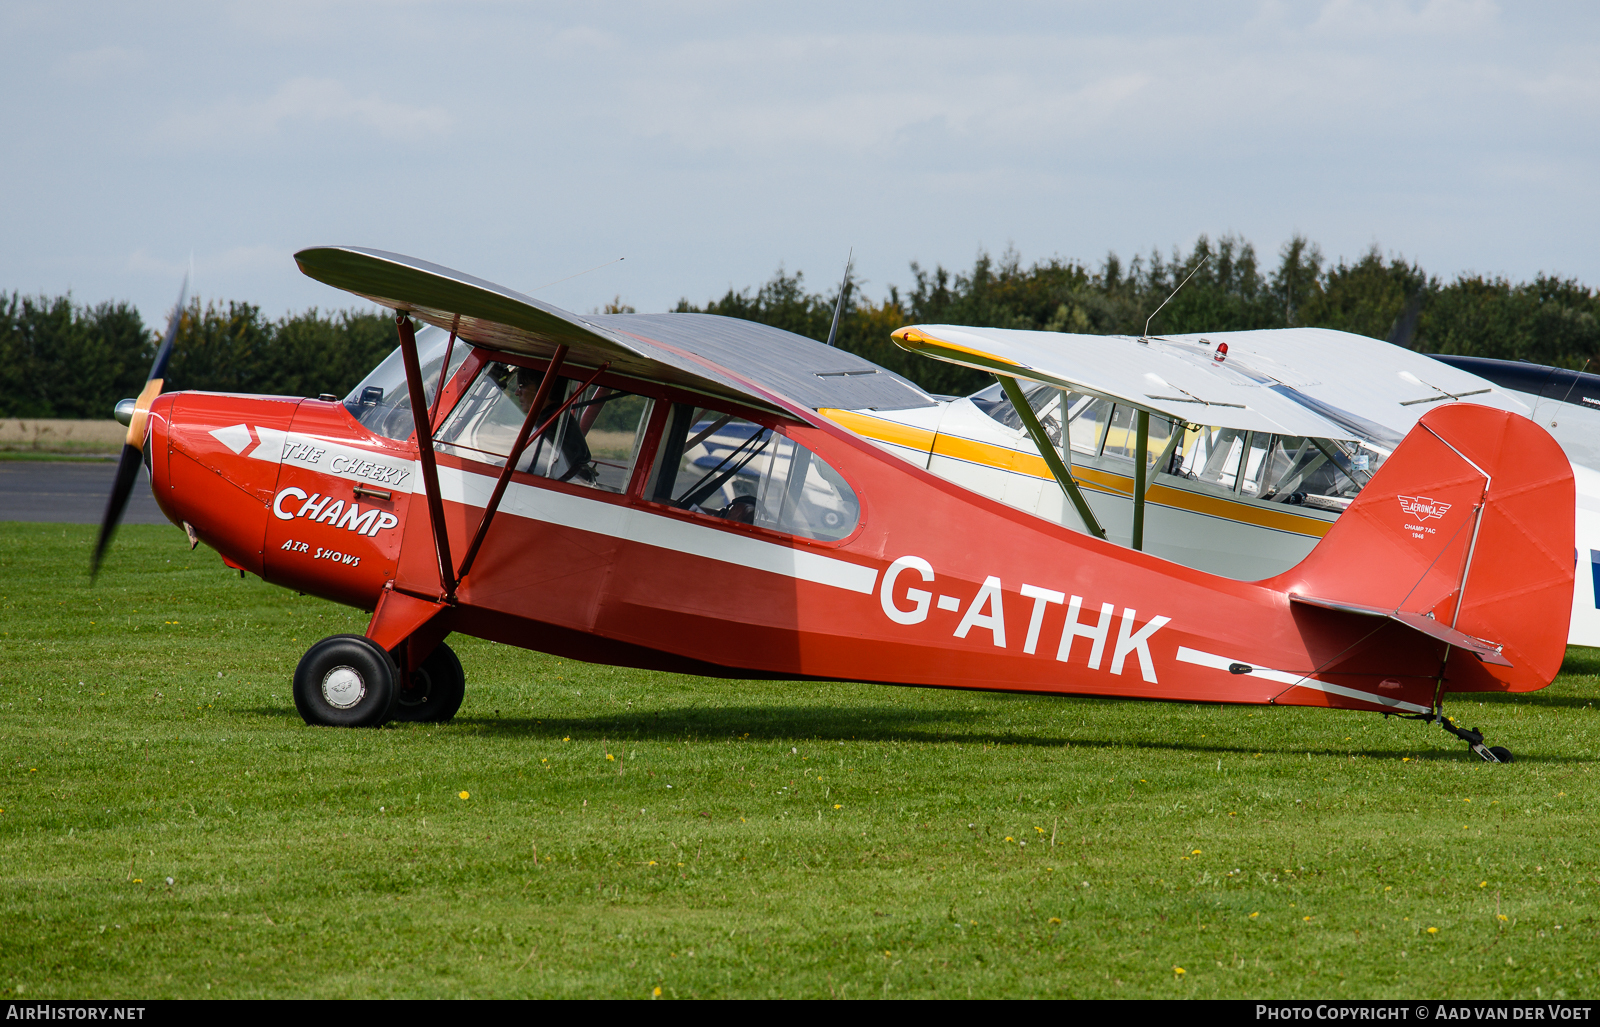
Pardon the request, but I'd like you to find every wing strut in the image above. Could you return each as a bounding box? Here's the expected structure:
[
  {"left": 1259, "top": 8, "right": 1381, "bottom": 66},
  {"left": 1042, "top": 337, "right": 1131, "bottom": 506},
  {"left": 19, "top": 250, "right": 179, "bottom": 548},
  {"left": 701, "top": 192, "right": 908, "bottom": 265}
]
[
  {"left": 397, "top": 313, "right": 457, "bottom": 601},
  {"left": 995, "top": 375, "right": 1106, "bottom": 539},
  {"left": 455, "top": 354, "right": 612, "bottom": 581},
  {"left": 1131, "top": 410, "right": 1150, "bottom": 551}
]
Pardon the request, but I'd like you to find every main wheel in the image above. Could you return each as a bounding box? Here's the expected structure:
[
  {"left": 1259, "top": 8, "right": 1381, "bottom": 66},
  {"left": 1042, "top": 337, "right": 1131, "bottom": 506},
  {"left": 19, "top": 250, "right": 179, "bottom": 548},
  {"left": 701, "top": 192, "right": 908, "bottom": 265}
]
[
  {"left": 293, "top": 635, "right": 399, "bottom": 727},
  {"left": 1488, "top": 745, "right": 1514, "bottom": 763},
  {"left": 392, "top": 640, "right": 465, "bottom": 723}
]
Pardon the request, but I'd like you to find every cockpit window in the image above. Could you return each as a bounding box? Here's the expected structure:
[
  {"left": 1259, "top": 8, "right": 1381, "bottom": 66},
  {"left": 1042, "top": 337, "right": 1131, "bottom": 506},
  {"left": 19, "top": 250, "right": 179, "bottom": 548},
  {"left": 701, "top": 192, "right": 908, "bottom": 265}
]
[
  {"left": 433, "top": 361, "right": 653, "bottom": 493},
  {"left": 645, "top": 404, "right": 860, "bottom": 542},
  {"left": 343, "top": 325, "right": 471, "bottom": 442}
]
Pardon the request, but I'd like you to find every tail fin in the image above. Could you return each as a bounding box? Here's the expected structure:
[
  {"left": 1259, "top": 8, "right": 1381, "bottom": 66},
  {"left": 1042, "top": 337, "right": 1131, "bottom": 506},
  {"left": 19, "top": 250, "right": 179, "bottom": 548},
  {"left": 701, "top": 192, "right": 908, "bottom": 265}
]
[{"left": 1267, "top": 404, "right": 1573, "bottom": 692}]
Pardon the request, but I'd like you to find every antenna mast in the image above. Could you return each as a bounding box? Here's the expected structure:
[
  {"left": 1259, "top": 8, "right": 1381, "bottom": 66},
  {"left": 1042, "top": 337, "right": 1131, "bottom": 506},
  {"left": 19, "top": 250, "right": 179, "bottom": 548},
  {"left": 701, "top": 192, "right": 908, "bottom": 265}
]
[
  {"left": 1141, "top": 254, "right": 1209, "bottom": 342},
  {"left": 824, "top": 249, "right": 854, "bottom": 348}
]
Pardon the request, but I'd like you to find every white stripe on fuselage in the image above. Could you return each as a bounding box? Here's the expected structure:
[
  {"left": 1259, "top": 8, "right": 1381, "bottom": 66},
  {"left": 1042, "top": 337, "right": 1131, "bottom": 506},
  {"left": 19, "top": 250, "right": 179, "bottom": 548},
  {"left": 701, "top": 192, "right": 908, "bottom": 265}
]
[
  {"left": 1175, "top": 646, "right": 1430, "bottom": 713},
  {"left": 428, "top": 465, "right": 880, "bottom": 596}
]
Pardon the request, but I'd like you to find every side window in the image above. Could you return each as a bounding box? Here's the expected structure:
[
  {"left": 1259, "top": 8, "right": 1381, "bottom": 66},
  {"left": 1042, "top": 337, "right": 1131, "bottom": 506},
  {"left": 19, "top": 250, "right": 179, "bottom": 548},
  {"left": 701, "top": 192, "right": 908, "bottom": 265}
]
[
  {"left": 1065, "top": 393, "right": 1111, "bottom": 456},
  {"left": 646, "top": 404, "right": 861, "bottom": 542},
  {"left": 434, "top": 361, "right": 653, "bottom": 494},
  {"left": 1192, "top": 427, "right": 1248, "bottom": 490},
  {"left": 1100, "top": 404, "right": 1174, "bottom": 466}
]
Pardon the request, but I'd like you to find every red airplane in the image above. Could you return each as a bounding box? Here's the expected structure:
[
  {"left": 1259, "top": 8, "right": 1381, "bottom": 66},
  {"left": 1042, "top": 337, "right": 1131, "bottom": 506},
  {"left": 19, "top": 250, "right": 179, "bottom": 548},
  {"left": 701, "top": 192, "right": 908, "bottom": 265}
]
[{"left": 95, "top": 247, "right": 1575, "bottom": 762}]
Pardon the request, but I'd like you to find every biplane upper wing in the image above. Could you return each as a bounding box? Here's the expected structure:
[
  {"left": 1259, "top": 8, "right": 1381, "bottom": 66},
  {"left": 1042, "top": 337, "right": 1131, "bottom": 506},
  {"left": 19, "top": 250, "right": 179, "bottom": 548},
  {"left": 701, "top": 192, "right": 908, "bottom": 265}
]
[
  {"left": 891, "top": 324, "right": 1358, "bottom": 440},
  {"left": 296, "top": 247, "right": 937, "bottom": 417}
]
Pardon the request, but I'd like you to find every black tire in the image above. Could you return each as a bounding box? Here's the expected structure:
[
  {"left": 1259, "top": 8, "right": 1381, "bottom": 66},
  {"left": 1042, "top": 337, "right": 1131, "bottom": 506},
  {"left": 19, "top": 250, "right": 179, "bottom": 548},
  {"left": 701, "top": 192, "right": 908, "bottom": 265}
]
[
  {"left": 293, "top": 635, "right": 399, "bottom": 727},
  {"left": 392, "top": 640, "right": 465, "bottom": 723},
  {"left": 1488, "top": 745, "right": 1514, "bottom": 764}
]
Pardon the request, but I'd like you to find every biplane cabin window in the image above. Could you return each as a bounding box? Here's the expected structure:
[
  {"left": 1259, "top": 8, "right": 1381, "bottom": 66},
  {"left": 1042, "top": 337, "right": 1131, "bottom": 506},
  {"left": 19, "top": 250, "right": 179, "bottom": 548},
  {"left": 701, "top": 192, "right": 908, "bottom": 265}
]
[
  {"left": 433, "top": 360, "right": 653, "bottom": 493},
  {"left": 644, "top": 404, "right": 861, "bottom": 542},
  {"left": 344, "top": 324, "right": 472, "bottom": 441}
]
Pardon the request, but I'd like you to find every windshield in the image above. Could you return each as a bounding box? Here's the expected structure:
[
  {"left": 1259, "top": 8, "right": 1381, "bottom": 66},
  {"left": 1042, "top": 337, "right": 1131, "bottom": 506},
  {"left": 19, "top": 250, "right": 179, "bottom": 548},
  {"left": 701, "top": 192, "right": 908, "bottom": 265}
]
[{"left": 343, "top": 324, "right": 472, "bottom": 441}]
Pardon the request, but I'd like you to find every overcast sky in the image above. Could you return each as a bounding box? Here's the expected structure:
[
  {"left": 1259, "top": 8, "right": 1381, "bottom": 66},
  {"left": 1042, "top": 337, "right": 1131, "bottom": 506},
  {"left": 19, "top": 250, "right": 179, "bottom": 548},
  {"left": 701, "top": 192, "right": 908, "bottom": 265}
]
[{"left": 3, "top": 1, "right": 1596, "bottom": 329}]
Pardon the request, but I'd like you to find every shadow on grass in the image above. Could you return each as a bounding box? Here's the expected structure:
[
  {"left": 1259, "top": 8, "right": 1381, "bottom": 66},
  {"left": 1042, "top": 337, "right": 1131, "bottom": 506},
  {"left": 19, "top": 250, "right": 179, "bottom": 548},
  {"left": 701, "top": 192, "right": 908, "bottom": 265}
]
[{"left": 422, "top": 704, "right": 1588, "bottom": 764}]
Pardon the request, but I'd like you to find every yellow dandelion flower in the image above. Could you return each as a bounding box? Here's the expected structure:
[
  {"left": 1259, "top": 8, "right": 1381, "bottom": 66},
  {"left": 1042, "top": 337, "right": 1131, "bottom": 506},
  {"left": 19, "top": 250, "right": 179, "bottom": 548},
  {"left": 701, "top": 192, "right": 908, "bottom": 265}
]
[
  {"left": 458, "top": 791, "right": 470, "bottom": 800},
  {"left": 1427, "top": 927, "right": 1439, "bottom": 934},
  {"left": 1034, "top": 826, "right": 1045, "bottom": 834},
  {"left": 833, "top": 804, "right": 841, "bottom": 809},
  {"left": 563, "top": 736, "right": 570, "bottom": 742},
  {"left": 1004, "top": 836, "right": 1014, "bottom": 842},
  {"left": 1498, "top": 914, "right": 1509, "bottom": 922},
  {"left": 1191, "top": 849, "right": 1201, "bottom": 855},
  {"left": 605, "top": 754, "right": 615, "bottom": 761},
  {"left": 652, "top": 986, "right": 661, "bottom": 998},
  {"left": 1048, "top": 917, "right": 1061, "bottom": 925},
  {"left": 648, "top": 860, "right": 657, "bottom": 866},
  {"left": 884, "top": 951, "right": 892, "bottom": 958},
  {"left": 969, "top": 920, "right": 978, "bottom": 926},
  {"left": 1174, "top": 967, "right": 1186, "bottom": 976},
  {"left": 1480, "top": 881, "right": 1487, "bottom": 888},
  {"left": 133, "top": 878, "right": 142, "bottom": 883}
]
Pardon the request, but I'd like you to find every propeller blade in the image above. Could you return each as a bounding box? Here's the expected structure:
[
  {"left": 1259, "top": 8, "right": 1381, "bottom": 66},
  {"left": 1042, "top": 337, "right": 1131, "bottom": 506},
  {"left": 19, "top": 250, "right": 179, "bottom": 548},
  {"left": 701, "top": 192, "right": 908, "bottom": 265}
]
[
  {"left": 90, "top": 444, "right": 146, "bottom": 581},
  {"left": 91, "top": 275, "right": 188, "bottom": 581}
]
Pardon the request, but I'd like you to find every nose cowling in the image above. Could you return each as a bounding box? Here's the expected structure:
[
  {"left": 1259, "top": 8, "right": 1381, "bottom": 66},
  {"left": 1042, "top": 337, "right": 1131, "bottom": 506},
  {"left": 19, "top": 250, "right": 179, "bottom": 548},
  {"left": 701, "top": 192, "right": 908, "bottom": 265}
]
[{"left": 154, "top": 392, "right": 304, "bottom": 577}]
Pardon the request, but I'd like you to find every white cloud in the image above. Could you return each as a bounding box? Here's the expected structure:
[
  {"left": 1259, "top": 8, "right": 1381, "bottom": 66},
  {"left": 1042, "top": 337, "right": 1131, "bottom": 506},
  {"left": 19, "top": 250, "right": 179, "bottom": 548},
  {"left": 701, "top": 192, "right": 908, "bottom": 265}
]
[{"left": 153, "top": 76, "right": 450, "bottom": 147}]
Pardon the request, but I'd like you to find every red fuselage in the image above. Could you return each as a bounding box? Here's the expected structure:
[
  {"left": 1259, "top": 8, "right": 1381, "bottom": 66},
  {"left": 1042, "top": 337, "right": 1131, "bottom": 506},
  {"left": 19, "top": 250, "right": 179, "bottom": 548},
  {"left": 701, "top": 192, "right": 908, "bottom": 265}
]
[{"left": 144, "top": 350, "right": 1573, "bottom": 716}]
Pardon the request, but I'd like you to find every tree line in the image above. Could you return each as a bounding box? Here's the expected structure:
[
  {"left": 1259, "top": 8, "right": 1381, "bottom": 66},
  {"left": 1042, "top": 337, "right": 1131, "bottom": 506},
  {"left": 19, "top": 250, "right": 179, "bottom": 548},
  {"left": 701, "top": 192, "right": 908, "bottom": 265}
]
[
  {"left": 676, "top": 235, "right": 1600, "bottom": 396},
  {"left": 5, "top": 233, "right": 1599, "bottom": 417}
]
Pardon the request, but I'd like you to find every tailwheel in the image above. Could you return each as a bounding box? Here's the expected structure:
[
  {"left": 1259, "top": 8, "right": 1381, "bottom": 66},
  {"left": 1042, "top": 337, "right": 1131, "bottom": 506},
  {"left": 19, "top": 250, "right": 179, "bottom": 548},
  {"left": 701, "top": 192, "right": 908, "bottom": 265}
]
[
  {"left": 293, "top": 635, "right": 399, "bottom": 727},
  {"left": 1405, "top": 711, "right": 1512, "bottom": 763},
  {"left": 393, "top": 640, "right": 465, "bottom": 723}
]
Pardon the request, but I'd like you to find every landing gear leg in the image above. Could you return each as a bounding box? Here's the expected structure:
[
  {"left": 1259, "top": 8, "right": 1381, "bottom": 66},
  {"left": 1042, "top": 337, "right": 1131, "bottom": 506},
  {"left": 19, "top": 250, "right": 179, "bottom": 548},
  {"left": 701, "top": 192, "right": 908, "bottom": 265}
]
[{"left": 392, "top": 639, "right": 466, "bottom": 723}]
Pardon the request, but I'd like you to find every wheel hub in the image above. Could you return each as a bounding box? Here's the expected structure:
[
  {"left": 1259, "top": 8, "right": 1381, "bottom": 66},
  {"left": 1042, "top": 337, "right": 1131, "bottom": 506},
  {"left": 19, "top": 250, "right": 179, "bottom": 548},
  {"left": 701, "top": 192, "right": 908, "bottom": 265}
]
[{"left": 321, "top": 665, "right": 366, "bottom": 709}]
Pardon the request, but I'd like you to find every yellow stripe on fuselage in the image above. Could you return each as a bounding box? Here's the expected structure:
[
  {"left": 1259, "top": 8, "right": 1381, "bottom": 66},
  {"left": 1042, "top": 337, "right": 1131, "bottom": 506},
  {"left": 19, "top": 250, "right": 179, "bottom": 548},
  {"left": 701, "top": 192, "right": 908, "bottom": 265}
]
[
  {"left": 825, "top": 409, "right": 1331, "bottom": 539},
  {"left": 818, "top": 408, "right": 937, "bottom": 452}
]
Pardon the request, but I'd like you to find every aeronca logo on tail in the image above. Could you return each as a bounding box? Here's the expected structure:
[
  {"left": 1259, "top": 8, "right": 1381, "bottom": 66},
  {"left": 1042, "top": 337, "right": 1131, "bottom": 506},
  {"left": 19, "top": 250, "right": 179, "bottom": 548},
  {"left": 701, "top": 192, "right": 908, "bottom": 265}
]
[{"left": 1399, "top": 495, "right": 1452, "bottom": 522}]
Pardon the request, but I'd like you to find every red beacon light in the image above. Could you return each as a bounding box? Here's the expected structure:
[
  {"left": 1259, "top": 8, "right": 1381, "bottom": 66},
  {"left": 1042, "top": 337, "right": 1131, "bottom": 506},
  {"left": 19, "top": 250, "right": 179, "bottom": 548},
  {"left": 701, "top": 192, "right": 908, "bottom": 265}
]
[{"left": 1213, "top": 341, "right": 1229, "bottom": 363}]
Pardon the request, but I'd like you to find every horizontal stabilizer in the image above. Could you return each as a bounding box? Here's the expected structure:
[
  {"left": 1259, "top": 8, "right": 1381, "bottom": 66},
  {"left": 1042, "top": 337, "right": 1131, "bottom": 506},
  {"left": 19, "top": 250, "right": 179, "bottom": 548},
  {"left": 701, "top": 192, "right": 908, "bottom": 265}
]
[{"left": 1288, "top": 593, "right": 1512, "bottom": 666}]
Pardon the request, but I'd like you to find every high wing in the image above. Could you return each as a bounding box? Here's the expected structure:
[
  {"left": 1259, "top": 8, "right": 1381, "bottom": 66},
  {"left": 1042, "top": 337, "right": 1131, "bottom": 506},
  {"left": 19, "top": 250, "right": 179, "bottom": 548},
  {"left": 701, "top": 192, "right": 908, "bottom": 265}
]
[
  {"left": 1164, "top": 328, "right": 1533, "bottom": 429},
  {"left": 296, "top": 246, "right": 936, "bottom": 417},
  {"left": 891, "top": 324, "right": 1358, "bottom": 441}
]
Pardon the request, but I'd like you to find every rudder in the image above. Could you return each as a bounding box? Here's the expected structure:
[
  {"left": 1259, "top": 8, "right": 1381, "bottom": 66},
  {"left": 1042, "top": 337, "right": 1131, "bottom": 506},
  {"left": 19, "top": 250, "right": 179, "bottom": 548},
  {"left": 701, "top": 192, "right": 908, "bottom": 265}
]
[{"left": 1267, "top": 404, "right": 1573, "bottom": 692}]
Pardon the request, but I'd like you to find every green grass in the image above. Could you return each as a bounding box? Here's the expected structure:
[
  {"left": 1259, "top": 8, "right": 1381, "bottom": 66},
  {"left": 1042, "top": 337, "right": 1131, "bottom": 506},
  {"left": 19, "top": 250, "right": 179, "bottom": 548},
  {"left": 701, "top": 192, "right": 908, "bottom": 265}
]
[{"left": 1, "top": 522, "right": 1597, "bottom": 999}]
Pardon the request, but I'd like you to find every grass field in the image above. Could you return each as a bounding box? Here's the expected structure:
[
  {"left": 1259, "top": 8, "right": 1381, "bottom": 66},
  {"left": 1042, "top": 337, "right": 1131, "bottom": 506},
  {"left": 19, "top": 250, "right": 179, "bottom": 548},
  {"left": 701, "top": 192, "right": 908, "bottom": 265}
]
[{"left": 1, "top": 521, "right": 1597, "bottom": 999}]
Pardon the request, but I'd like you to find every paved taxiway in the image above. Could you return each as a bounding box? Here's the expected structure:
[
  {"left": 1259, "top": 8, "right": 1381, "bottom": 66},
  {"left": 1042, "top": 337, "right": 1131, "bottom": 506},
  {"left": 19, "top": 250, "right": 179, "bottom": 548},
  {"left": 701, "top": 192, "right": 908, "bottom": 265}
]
[{"left": 0, "top": 460, "right": 169, "bottom": 524}]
